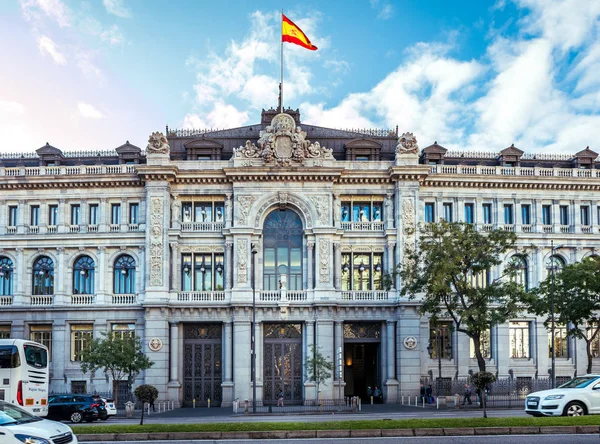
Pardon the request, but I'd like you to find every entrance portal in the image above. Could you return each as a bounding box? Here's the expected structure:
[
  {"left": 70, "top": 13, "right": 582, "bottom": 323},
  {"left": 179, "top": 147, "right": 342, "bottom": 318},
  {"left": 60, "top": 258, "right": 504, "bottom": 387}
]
[
  {"left": 183, "top": 324, "right": 222, "bottom": 406},
  {"left": 263, "top": 323, "right": 303, "bottom": 404},
  {"left": 343, "top": 322, "right": 381, "bottom": 402}
]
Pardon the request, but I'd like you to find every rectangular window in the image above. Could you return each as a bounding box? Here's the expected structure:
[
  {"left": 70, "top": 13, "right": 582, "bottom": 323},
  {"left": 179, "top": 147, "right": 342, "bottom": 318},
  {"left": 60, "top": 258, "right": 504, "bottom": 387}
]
[
  {"left": 70, "top": 324, "right": 93, "bottom": 361},
  {"left": 482, "top": 203, "right": 492, "bottom": 224},
  {"left": 443, "top": 203, "right": 453, "bottom": 222},
  {"left": 111, "top": 204, "right": 121, "bottom": 225},
  {"left": 48, "top": 205, "right": 58, "bottom": 226},
  {"left": 521, "top": 204, "right": 531, "bottom": 225},
  {"left": 551, "top": 325, "right": 568, "bottom": 359},
  {"left": 424, "top": 203, "right": 435, "bottom": 223},
  {"left": 0, "top": 325, "right": 10, "bottom": 339},
  {"left": 30, "top": 206, "right": 40, "bottom": 226},
  {"left": 71, "top": 381, "right": 87, "bottom": 394},
  {"left": 181, "top": 253, "right": 225, "bottom": 292},
  {"left": 71, "top": 204, "right": 80, "bottom": 225},
  {"left": 509, "top": 321, "right": 530, "bottom": 358},
  {"left": 580, "top": 206, "right": 590, "bottom": 226},
  {"left": 588, "top": 323, "right": 600, "bottom": 358},
  {"left": 470, "top": 329, "right": 491, "bottom": 359},
  {"left": 429, "top": 322, "right": 452, "bottom": 359},
  {"left": 559, "top": 205, "right": 569, "bottom": 225},
  {"left": 340, "top": 253, "right": 383, "bottom": 291},
  {"left": 88, "top": 204, "right": 98, "bottom": 225},
  {"left": 129, "top": 203, "right": 139, "bottom": 224},
  {"left": 8, "top": 206, "right": 17, "bottom": 226},
  {"left": 112, "top": 323, "right": 135, "bottom": 340},
  {"left": 504, "top": 204, "right": 514, "bottom": 224},
  {"left": 30, "top": 324, "right": 52, "bottom": 361},
  {"left": 542, "top": 205, "right": 552, "bottom": 225},
  {"left": 464, "top": 203, "right": 474, "bottom": 224}
]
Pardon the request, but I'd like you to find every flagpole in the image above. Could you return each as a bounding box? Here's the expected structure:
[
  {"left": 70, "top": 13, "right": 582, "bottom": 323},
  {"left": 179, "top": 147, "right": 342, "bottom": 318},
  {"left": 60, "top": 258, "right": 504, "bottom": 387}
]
[{"left": 280, "top": 10, "right": 284, "bottom": 113}]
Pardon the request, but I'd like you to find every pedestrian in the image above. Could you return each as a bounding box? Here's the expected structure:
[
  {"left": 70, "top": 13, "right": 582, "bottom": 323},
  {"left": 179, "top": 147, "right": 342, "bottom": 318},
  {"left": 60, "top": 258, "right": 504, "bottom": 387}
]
[
  {"left": 462, "top": 384, "right": 472, "bottom": 405},
  {"left": 373, "top": 386, "right": 382, "bottom": 403},
  {"left": 277, "top": 390, "right": 284, "bottom": 407},
  {"left": 426, "top": 384, "right": 433, "bottom": 404},
  {"left": 420, "top": 383, "right": 426, "bottom": 402},
  {"left": 149, "top": 397, "right": 156, "bottom": 412}
]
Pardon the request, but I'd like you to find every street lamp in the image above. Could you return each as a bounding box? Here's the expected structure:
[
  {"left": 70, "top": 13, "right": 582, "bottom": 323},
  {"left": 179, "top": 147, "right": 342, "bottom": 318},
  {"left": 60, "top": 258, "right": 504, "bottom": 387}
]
[
  {"left": 427, "top": 329, "right": 443, "bottom": 397},
  {"left": 550, "top": 240, "right": 564, "bottom": 389},
  {"left": 251, "top": 244, "right": 258, "bottom": 413}
]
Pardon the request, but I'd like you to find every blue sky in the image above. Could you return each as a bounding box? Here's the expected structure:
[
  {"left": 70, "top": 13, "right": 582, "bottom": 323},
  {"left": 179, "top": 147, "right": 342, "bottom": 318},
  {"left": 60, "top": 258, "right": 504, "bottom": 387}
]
[{"left": 1, "top": 0, "right": 599, "bottom": 154}]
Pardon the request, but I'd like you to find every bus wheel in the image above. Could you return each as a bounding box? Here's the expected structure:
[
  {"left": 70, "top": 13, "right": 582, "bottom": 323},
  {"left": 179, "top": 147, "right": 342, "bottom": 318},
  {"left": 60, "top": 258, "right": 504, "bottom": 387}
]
[{"left": 70, "top": 412, "right": 83, "bottom": 423}]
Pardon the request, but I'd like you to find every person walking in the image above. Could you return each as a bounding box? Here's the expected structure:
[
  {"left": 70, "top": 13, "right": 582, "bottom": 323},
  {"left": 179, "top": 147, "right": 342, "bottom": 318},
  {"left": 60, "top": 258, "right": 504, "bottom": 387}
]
[
  {"left": 425, "top": 384, "right": 433, "bottom": 404},
  {"left": 462, "top": 384, "right": 472, "bottom": 406},
  {"left": 420, "top": 383, "right": 426, "bottom": 403},
  {"left": 277, "top": 390, "right": 284, "bottom": 407}
]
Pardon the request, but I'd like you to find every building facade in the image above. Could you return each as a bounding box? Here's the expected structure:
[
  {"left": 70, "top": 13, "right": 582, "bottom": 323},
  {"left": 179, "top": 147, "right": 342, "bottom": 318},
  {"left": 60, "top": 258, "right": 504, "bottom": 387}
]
[{"left": 0, "top": 108, "right": 599, "bottom": 406}]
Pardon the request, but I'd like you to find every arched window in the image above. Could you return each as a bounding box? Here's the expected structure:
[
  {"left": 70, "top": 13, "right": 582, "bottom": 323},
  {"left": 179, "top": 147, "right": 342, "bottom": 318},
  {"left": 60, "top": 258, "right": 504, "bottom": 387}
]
[
  {"left": 0, "top": 256, "right": 14, "bottom": 296},
  {"left": 113, "top": 254, "right": 136, "bottom": 294},
  {"left": 32, "top": 256, "right": 54, "bottom": 295},
  {"left": 263, "top": 210, "right": 303, "bottom": 290},
  {"left": 545, "top": 255, "right": 566, "bottom": 279},
  {"left": 73, "top": 255, "right": 95, "bottom": 295},
  {"left": 510, "top": 255, "right": 529, "bottom": 290}
]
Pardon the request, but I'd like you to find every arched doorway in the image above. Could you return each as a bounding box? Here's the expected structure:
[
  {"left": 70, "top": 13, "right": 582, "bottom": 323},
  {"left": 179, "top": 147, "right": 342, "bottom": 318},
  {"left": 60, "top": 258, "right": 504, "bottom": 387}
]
[{"left": 262, "top": 210, "right": 303, "bottom": 290}]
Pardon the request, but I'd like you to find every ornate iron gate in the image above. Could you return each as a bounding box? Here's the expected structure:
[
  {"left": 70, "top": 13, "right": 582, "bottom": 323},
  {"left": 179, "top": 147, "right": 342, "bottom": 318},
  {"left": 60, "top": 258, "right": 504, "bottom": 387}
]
[
  {"left": 183, "top": 324, "right": 222, "bottom": 406},
  {"left": 263, "top": 323, "right": 302, "bottom": 404}
]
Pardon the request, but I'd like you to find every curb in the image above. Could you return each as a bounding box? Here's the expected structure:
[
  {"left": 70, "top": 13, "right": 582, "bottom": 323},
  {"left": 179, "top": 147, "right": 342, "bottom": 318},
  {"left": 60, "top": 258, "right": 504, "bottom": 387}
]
[{"left": 77, "top": 425, "right": 600, "bottom": 441}]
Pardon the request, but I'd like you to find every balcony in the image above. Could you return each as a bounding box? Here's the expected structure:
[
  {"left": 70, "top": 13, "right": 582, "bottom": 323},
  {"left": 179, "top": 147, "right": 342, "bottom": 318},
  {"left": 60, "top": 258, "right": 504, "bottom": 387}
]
[
  {"left": 559, "top": 225, "right": 571, "bottom": 234},
  {"left": 428, "top": 165, "right": 600, "bottom": 178},
  {"left": 0, "top": 296, "right": 13, "bottom": 306},
  {"left": 176, "top": 291, "right": 226, "bottom": 302},
  {"left": 1, "top": 164, "right": 136, "bottom": 177},
  {"left": 111, "top": 294, "right": 137, "bottom": 305},
  {"left": 6, "top": 226, "right": 16, "bottom": 234},
  {"left": 259, "top": 290, "right": 308, "bottom": 302},
  {"left": 341, "top": 290, "right": 391, "bottom": 301},
  {"left": 341, "top": 221, "right": 385, "bottom": 231},
  {"left": 27, "top": 226, "right": 39, "bottom": 234},
  {"left": 542, "top": 225, "right": 552, "bottom": 233},
  {"left": 68, "top": 225, "right": 80, "bottom": 233},
  {"left": 521, "top": 225, "right": 533, "bottom": 233},
  {"left": 70, "top": 294, "right": 95, "bottom": 305},
  {"left": 30, "top": 295, "right": 54, "bottom": 306},
  {"left": 180, "top": 222, "right": 224, "bottom": 232},
  {"left": 582, "top": 225, "right": 593, "bottom": 234},
  {"left": 47, "top": 225, "right": 57, "bottom": 234},
  {"left": 500, "top": 224, "right": 515, "bottom": 232}
]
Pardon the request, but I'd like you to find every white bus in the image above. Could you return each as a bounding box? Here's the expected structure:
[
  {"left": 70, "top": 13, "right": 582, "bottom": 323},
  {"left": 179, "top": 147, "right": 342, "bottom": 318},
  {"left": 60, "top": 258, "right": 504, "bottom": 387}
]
[{"left": 0, "top": 339, "right": 49, "bottom": 417}]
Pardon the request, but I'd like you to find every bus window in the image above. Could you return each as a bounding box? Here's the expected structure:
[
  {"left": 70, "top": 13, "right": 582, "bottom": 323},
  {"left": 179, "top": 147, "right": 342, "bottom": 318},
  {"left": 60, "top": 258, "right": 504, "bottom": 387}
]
[
  {"left": 23, "top": 345, "right": 47, "bottom": 369},
  {"left": 0, "top": 346, "right": 20, "bottom": 368}
]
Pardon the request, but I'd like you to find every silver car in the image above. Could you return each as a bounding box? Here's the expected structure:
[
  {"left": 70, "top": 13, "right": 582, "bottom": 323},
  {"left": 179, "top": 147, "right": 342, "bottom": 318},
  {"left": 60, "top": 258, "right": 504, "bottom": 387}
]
[{"left": 525, "top": 375, "right": 600, "bottom": 416}]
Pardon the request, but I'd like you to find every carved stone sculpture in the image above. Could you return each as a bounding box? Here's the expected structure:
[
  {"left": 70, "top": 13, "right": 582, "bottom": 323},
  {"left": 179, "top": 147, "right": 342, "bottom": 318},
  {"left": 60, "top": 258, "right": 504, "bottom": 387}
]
[
  {"left": 147, "top": 132, "right": 170, "bottom": 155},
  {"left": 396, "top": 132, "right": 419, "bottom": 155}
]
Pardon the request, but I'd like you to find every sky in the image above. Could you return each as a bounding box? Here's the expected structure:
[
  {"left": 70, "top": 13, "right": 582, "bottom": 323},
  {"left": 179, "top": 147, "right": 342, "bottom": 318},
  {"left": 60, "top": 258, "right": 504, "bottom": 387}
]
[{"left": 1, "top": 0, "right": 599, "bottom": 155}]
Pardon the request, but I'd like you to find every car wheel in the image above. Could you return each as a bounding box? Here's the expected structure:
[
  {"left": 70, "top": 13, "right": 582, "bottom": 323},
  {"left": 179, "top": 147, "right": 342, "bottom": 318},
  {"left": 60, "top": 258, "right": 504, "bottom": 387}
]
[
  {"left": 101, "top": 416, "right": 109, "bottom": 421},
  {"left": 563, "top": 401, "right": 586, "bottom": 416},
  {"left": 70, "top": 411, "right": 83, "bottom": 423}
]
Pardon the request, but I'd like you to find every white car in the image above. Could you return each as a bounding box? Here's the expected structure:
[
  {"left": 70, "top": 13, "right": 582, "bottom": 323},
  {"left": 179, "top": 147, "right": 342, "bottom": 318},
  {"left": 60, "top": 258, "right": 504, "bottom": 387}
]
[
  {"left": 101, "top": 398, "right": 117, "bottom": 418},
  {"left": 525, "top": 375, "right": 600, "bottom": 416},
  {"left": 0, "top": 399, "right": 78, "bottom": 444}
]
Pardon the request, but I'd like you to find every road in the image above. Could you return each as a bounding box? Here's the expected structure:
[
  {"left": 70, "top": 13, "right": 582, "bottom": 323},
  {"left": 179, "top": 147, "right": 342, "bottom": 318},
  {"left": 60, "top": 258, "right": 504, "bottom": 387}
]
[{"left": 82, "top": 434, "right": 600, "bottom": 444}]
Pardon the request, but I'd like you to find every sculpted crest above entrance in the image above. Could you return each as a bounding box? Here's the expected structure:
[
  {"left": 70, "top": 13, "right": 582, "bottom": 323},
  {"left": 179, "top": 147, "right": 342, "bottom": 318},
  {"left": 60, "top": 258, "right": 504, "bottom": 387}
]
[{"left": 232, "top": 113, "right": 334, "bottom": 167}]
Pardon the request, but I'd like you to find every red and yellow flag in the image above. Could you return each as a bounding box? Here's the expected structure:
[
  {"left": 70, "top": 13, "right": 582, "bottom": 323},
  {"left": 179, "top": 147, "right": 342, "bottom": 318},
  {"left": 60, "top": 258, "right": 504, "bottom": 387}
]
[{"left": 282, "top": 14, "right": 317, "bottom": 50}]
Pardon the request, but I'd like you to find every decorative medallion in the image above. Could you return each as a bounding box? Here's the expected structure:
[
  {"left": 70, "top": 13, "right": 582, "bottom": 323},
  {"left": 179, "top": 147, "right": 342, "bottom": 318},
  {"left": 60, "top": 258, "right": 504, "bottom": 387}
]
[
  {"left": 148, "top": 338, "right": 163, "bottom": 352},
  {"left": 403, "top": 336, "right": 417, "bottom": 350}
]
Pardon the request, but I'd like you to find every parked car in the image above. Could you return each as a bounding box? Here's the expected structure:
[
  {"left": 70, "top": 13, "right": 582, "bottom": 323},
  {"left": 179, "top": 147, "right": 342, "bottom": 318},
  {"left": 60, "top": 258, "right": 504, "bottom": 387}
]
[
  {"left": 48, "top": 394, "right": 107, "bottom": 423},
  {"left": 0, "top": 399, "right": 79, "bottom": 444},
  {"left": 97, "top": 397, "right": 116, "bottom": 418},
  {"left": 525, "top": 374, "right": 600, "bottom": 416}
]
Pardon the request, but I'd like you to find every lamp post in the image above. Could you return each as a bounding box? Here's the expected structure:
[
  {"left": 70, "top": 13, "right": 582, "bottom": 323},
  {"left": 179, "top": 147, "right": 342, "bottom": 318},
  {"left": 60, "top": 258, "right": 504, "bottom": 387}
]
[
  {"left": 550, "top": 241, "right": 563, "bottom": 389},
  {"left": 251, "top": 244, "right": 258, "bottom": 412},
  {"left": 427, "top": 329, "right": 442, "bottom": 396}
]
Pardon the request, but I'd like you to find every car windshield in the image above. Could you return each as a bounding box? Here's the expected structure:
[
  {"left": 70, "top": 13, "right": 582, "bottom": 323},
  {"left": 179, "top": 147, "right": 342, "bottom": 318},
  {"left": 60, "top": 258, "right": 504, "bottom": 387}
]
[
  {"left": 0, "top": 401, "right": 41, "bottom": 426},
  {"left": 558, "top": 376, "right": 600, "bottom": 388}
]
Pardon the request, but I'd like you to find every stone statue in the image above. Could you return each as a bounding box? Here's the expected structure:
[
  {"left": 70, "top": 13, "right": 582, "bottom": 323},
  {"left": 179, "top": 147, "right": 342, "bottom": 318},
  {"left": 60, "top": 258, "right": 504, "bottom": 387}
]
[
  {"left": 333, "top": 195, "right": 341, "bottom": 226},
  {"left": 225, "top": 196, "right": 232, "bottom": 222},
  {"left": 396, "top": 132, "right": 419, "bottom": 155},
  {"left": 147, "top": 131, "right": 170, "bottom": 154}
]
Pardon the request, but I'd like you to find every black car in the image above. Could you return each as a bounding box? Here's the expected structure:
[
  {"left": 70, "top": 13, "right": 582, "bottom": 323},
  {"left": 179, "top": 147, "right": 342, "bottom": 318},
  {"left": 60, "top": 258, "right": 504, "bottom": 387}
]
[{"left": 48, "top": 394, "right": 108, "bottom": 423}]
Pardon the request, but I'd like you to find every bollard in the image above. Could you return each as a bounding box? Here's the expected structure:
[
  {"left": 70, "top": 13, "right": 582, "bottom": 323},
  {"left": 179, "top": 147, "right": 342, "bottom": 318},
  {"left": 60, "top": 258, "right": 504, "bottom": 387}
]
[
  {"left": 192, "top": 398, "right": 196, "bottom": 409},
  {"left": 125, "top": 401, "right": 135, "bottom": 418},
  {"left": 244, "top": 399, "right": 249, "bottom": 414},
  {"left": 358, "top": 397, "right": 362, "bottom": 411},
  {"left": 422, "top": 397, "right": 425, "bottom": 408},
  {"left": 208, "top": 398, "right": 211, "bottom": 408},
  {"left": 401, "top": 395, "right": 404, "bottom": 405},
  {"left": 147, "top": 403, "right": 150, "bottom": 416}
]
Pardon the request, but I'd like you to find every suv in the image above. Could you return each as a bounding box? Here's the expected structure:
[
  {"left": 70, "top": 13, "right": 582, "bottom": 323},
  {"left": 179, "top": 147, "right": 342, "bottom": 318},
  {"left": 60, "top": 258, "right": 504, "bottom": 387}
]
[
  {"left": 525, "top": 375, "right": 600, "bottom": 416},
  {"left": 48, "top": 394, "right": 107, "bottom": 423}
]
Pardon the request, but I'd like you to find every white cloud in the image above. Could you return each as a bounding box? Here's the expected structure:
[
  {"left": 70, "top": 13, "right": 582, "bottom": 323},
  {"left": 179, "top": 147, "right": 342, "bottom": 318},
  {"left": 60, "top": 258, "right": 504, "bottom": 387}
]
[
  {"left": 38, "top": 35, "right": 67, "bottom": 65},
  {"left": 77, "top": 102, "right": 106, "bottom": 119},
  {"left": 183, "top": 102, "right": 248, "bottom": 129},
  {"left": 100, "top": 24, "right": 124, "bottom": 45},
  {"left": 370, "top": 0, "right": 394, "bottom": 20},
  {"left": 103, "top": 0, "right": 132, "bottom": 18},
  {"left": 0, "top": 101, "right": 26, "bottom": 115},
  {"left": 21, "top": 0, "right": 71, "bottom": 27},
  {"left": 76, "top": 53, "right": 104, "bottom": 81}
]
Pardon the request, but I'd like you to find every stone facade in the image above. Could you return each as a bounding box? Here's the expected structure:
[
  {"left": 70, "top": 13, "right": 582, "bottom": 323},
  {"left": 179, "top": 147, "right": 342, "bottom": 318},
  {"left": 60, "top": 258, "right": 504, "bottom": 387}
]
[{"left": 0, "top": 110, "right": 599, "bottom": 406}]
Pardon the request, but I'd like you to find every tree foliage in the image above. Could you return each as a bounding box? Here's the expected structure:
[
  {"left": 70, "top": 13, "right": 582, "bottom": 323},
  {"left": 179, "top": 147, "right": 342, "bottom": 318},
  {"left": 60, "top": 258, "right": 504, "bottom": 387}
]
[
  {"left": 470, "top": 371, "right": 496, "bottom": 418},
  {"left": 134, "top": 384, "right": 158, "bottom": 426},
  {"left": 527, "top": 256, "right": 600, "bottom": 374},
  {"left": 305, "top": 344, "right": 334, "bottom": 399},
  {"left": 79, "top": 332, "right": 154, "bottom": 405},
  {"left": 400, "top": 221, "right": 529, "bottom": 371}
]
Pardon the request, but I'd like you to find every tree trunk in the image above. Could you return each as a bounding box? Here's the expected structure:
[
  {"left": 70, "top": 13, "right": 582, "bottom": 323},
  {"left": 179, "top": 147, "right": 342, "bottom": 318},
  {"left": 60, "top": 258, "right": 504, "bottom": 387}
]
[
  {"left": 482, "top": 390, "right": 487, "bottom": 418},
  {"left": 586, "top": 339, "right": 593, "bottom": 375},
  {"left": 139, "top": 402, "right": 145, "bottom": 426},
  {"left": 112, "top": 379, "right": 119, "bottom": 409},
  {"left": 472, "top": 335, "right": 487, "bottom": 372}
]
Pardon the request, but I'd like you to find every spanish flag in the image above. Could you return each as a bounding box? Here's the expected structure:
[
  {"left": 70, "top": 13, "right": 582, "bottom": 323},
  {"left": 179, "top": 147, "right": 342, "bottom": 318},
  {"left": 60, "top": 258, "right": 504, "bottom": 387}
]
[{"left": 282, "top": 14, "right": 317, "bottom": 50}]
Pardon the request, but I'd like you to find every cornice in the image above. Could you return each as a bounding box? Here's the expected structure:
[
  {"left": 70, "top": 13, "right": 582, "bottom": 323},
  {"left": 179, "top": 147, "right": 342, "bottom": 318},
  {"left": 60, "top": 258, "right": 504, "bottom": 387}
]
[
  {"left": 0, "top": 176, "right": 141, "bottom": 190},
  {"left": 423, "top": 175, "right": 600, "bottom": 191},
  {"left": 223, "top": 167, "right": 344, "bottom": 182},
  {"left": 387, "top": 165, "right": 431, "bottom": 184}
]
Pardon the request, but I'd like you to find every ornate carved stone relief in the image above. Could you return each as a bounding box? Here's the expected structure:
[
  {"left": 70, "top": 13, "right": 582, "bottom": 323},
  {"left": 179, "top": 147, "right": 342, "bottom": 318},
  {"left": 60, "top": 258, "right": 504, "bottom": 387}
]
[
  {"left": 236, "top": 195, "right": 257, "bottom": 226},
  {"left": 402, "top": 198, "right": 415, "bottom": 234},
  {"left": 309, "top": 195, "right": 328, "bottom": 225},
  {"left": 237, "top": 240, "right": 248, "bottom": 284},
  {"left": 319, "top": 239, "right": 329, "bottom": 283},
  {"left": 150, "top": 196, "right": 164, "bottom": 286},
  {"left": 147, "top": 132, "right": 170, "bottom": 155},
  {"left": 253, "top": 193, "right": 312, "bottom": 228},
  {"left": 396, "top": 132, "right": 419, "bottom": 155}
]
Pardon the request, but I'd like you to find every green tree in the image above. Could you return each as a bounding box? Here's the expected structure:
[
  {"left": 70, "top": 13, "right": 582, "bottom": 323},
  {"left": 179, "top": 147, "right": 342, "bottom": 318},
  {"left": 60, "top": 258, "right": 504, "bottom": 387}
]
[
  {"left": 305, "top": 344, "right": 334, "bottom": 403},
  {"left": 80, "top": 332, "right": 154, "bottom": 406},
  {"left": 528, "top": 256, "right": 600, "bottom": 374},
  {"left": 134, "top": 384, "right": 158, "bottom": 425},
  {"left": 470, "top": 371, "right": 496, "bottom": 418},
  {"left": 400, "top": 221, "right": 529, "bottom": 372}
]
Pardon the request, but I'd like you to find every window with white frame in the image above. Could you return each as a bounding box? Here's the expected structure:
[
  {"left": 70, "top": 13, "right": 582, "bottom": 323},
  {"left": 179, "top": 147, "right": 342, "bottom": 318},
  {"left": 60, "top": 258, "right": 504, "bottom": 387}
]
[
  {"left": 550, "top": 325, "right": 568, "bottom": 358},
  {"left": 340, "top": 199, "right": 383, "bottom": 222},
  {"left": 587, "top": 323, "right": 600, "bottom": 358},
  {"left": 113, "top": 254, "right": 135, "bottom": 294},
  {"left": 70, "top": 324, "right": 93, "bottom": 361},
  {"left": 341, "top": 252, "right": 383, "bottom": 291},
  {"left": 0, "top": 325, "right": 10, "bottom": 339},
  {"left": 0, "top": 256, "right": 14, "bottom": 296},
  {"left": 112, "top": 323, "right": 135, "bottom": 340},
  {"left": 30, "top": 206, "right": 40, "bottom": 226},
  {"left": 428, "top": 322, "right": 452, "bottom": 359},
  {"left": 73, "top": 255, "right": 95, "bottom": 294},
  {"left": 509, "top": 255, "right": 529, "bottom": 291},
  {"left": 470, "top": 329, "right": 491, "bottom": 359},
  {"left": 181, "top": 253, "right": 224, "bottom": 291},
  {"left": 181, "top": 201, "right": 225, "bottom": 223},
  {"left": 48, "top": 205, "right": 58, "bottom": 226},
  {"left": 30, "top": 324, "right": 52, "bottom": 361},
  {"left": 509, "top": 321, "right": 530, "bottom": 358}
]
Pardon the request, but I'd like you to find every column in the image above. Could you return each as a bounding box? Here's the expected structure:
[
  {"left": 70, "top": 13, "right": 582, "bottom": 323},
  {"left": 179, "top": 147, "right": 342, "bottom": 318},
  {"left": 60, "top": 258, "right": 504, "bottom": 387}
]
[
  {"left": 121, "top": 198, "right": 127, "bottom": 231},
  {"left": 225, "top": 194, "right": 232, "bottom": 228},
  {"left": 233, "top": 319, "right": 252, "bottom": 402},
  {"left": 386, "top": 321, "right": 396, "bottom": 380},
  {"left": 99, "top": 198, "right": 107, "bottom": 232},
  {"left": 315, "top": 319, "right": 334, "bottom": 398},
  {"left": 0, "top": 199, "right": 5, "bottom": 235},
  {"left": 221, "top": 320, "right": 234, "bottom": 407},
  {"left": 14, "top": 248, "right": 24, "bottom": 305},
  {"left": 138, "top": 246, "right": 146, "bottom": 297},
  {"left": 304, "top": 320, "right": 316, "bottom": 401},
  {"left": 333, "top": 321, "right": 345, "bottom": 403},
  {"left": 225, "top": 241, "right": 233, "bottom": 290},
  {"left": 169, "top": 322, "right": 179, "bottom": 382},
  {"left": 55, "top": 247, "right": 65, "bottom": 305},
  {"left": 552, "top": 199, "right": 559, "bottom": 233},
  {"left": 97, "top": 247, "right": 106, "bottom": 304},
  {"left": 81, "top": 200, "right": 88, "bottom": 232},
  {"left": 256, "top": 322, "right": 263, "bottom": 396},
  {"left": 533, "top": 199, "right": 540, "bottom": 233},
  {"left": 333, "top": 242, "right": 341, "bottom": 290},
  {"left": 169, "top": 243, "right": 179, "bottom": 292},
  {"left": 171, "top": 195, "right": 181, "bottom": 230},
  {"left": 573, "top": 200, "right": 580, "bottom": 233},
  {"left": 17, "top": 200, "right": 25, "bottom": 234},
  {"left": 59, "top": 199, "right": 67, "bottom": 233},
  {"left": 386, "top": 242, "right": 396, "bottom": 290},
  {"left": 307, "top": 242, "right": 314, "bottom": 290}
]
